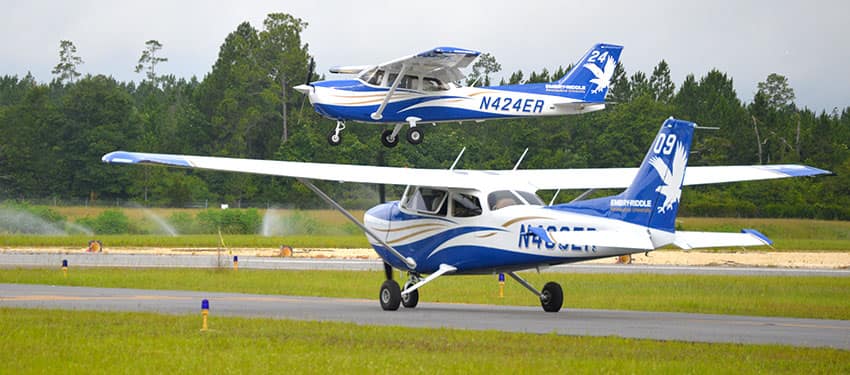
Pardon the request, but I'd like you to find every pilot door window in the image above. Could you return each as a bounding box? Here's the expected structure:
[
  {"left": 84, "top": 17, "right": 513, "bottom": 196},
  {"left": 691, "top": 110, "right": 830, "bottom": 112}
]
[
  {"left": 452, "top": 193, "right": 482, "bottom": 218},
  {"left": 405, "top": 187, "right": 448, "bottom": 216},
  {"left": 422, "top": 77, "right": 448, "bottom": 91}
]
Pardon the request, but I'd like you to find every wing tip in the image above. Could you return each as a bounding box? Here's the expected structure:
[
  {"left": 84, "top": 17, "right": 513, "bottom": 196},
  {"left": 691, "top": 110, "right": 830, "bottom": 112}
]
[
  {"left": 741, "top": 228, "right": 773, "bottom": 246},
  {"left": 101, "top": 151, "right": 192, "bottom": 168}
]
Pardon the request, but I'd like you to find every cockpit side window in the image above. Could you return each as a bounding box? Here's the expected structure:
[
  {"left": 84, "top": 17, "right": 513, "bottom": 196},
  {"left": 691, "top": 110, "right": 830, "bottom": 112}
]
[
  {"left": 488, "top": 190, "right": 523, "bottom": 210},
  {"left": 403, "top": 187, "right": 448, "bottom": 216},
  {"left": 401, "top": 75, "right": 419, "bottom": 90},
  {"left": 422, "top": 77, "right": 448, "bottom": 91},
  {"left": 516, "top": 191, "right": 545, "bottom": 206},
  {"left": 452, "top": 193, "right": 482, "bottom": 217}
]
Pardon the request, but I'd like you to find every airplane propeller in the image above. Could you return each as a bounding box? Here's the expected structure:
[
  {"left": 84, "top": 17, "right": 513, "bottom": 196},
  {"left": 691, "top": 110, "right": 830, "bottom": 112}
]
[{"left": 297, "top": 57, "right": 316, "bottom": 113}]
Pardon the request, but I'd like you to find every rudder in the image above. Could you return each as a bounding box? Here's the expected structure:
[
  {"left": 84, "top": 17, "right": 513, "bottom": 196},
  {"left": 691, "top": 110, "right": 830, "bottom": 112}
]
[
  {"left": 555, "top": 117, "right": 695, "bottom": 232},
  {"left": 546, "top": 43, "right": 623, "bottom": 102}
]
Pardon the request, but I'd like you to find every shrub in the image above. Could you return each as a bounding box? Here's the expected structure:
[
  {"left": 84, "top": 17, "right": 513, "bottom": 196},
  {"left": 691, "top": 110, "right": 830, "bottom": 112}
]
[
  {"left": 0, "top": 202, "right": 67, "bottom": 234},
  {"left": 195, "top": 208, "right": 261, "bottom": 234},
  {"left": 76, "top": 210, "right": 130, "bottom": 234},
  {"left": 168, "top": 212, "right": 196, "bottom": 234}
]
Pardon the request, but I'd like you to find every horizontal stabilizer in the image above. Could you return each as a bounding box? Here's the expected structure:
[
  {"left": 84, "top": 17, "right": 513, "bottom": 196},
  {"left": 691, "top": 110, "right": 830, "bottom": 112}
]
[
  {"left": 553, "top": 102, "right": 606, "bottom": 114},
  {"left": 548, "top": 229, "right": 655, "bottom": 250},
  {"left": 329, "top": 65, "right": 371, "bottom": 74},
  {"left": 673, "top": 229, "right": 772, "bottom": 250}
]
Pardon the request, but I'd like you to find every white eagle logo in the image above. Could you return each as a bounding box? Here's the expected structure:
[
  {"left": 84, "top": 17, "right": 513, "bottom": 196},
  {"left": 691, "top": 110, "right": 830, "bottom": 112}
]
[
  {"left": 582, "top": 55, "right": 616, "bottom": 94},
  {"left": 648, "top": 141, "right": 687, "bottom": 214}
]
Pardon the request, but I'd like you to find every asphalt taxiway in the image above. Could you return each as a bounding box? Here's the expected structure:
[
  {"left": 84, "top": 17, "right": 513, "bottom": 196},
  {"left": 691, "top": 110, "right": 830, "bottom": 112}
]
[{"left": 1, "top": 283, "right": 848, "bottom": 350}]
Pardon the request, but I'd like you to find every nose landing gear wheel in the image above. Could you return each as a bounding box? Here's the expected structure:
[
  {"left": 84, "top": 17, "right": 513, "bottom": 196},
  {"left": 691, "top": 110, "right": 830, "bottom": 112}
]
[
  {"left": 406, "top": 127, "right": 423, "bottom": 145},
  {"left": 327, "top": 130, "right": 342, "bottom": 146},
  {"left": 540, "top": 282, "right": 563, "bottom": 313},
  {"left": 401, "top": 281, "right": 419, "bottom": 308},
  {"left": 380, "top": 280, "right": 401, "bottom": 311},
  {"left": 381, "top": 129, "right": 399, "bottom": 148}
]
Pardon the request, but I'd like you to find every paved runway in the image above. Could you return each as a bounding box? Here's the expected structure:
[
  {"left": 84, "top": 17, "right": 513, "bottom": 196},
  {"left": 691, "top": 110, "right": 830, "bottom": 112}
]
[
  {"left": 1, "top": 283, "right": 848, "bottom": 350},
  {"left": 2, "top": 252, "right": 849, "bottom": 276}
]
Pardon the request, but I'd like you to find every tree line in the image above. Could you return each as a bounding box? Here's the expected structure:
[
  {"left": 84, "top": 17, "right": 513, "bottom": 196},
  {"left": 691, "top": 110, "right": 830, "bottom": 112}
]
[{"left": 0, "top": 12, "right": 848, "bottom": 219}]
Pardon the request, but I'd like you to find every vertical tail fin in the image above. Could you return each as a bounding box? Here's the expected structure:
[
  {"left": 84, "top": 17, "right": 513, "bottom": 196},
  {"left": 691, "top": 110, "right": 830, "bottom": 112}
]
[
  {"left": 546, "top": 43, "right": 623, "bottom": 102},
  {"left": 556, "top": 117, "right": 695, "bottom": 232}
]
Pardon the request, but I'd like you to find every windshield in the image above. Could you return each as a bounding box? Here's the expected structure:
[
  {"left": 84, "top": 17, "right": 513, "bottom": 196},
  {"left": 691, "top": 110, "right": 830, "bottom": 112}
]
[{"left": 360, "top": 68, "right": 385, "bottom": 86}]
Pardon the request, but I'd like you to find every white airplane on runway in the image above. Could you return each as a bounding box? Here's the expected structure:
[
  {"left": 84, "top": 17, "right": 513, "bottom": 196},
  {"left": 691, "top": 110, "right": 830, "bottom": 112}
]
[
  {"left": 294, "top": 43, "right": 623, "bottom": 147},
  {"left": 102, "top": 118, "right": 829, "bottom": 312}
]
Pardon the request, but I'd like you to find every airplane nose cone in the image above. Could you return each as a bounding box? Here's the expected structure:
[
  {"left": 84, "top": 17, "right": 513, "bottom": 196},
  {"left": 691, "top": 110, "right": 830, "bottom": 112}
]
[{"left": 293, "top": 84, "right": 312, "bottom": 95}]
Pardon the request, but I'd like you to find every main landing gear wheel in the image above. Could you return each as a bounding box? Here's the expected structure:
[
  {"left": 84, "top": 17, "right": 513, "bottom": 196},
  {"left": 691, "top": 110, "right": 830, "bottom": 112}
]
[
  {"left": 327, "top": 130, "right": 342, "bottom": 146},
  {"left": 540, "top": 282, "right": 563, "bottom": 313},
  {"left": 381, "top": 129, "right": 399, "bottom": 148},
  {"left": 380, "top": 280, "right": 402, "bottom": 311},
  {"left": 401, "top": 280, "right": 419, "bottom": 308},
  {"left": 406, "top": 127, "right": 423, "bottom": 145}
]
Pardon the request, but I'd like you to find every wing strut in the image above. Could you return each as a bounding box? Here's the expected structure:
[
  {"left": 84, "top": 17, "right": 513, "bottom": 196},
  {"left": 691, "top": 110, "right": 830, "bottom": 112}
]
[
  {"left": 401, "top": 264, "right": 456, "bottom": 296},
  {"left": 297, "top": 178, "right": 417, "bottom": 270},
  {"left": 513, "top": 148, "right": 529, "bottom": 171},
  {"left": 449, "top": 147, "right": 466, "bottom": 171},
  {"left": 507, "top": 272, "right": 541, "bottom": 297},
  {"left": 371, "top": 64, "right": 408, "bottom": 121}
]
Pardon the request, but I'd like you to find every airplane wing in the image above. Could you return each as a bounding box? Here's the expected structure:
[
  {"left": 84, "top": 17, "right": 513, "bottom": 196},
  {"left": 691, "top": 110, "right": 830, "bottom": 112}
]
[
  {"left": 377, "top": 47, "right": 481, "bottom": 83},
  {"left": 672, "top": 229, "right": 772, "bottom": 250},
  {"left": 102, "top": 151, "right": 830, "bottom": 191}
]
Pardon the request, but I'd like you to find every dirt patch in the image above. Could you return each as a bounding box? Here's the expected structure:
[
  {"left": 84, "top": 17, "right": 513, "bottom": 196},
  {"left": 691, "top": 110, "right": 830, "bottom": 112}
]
[{"left": 2, "top": 247, "right": 848, "bottom": 269}]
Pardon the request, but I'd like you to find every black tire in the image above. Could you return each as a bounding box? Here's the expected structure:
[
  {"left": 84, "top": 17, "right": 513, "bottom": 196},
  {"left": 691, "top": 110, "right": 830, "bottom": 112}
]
[
  {"left": 406, "top": 127, "right": 423, "bottom": 145},
  {"left": 379, "top": 280, "right": 401, "bottom": 311},
  {"left": 401, "top": 282, "right": 419, "bottom": 308},
  {"left": 381, "top": 129, "right": 399, "bottom": 148},
  {"left": 540, "top": 282, "right": 563, "bottom": 313},
  {"left": 327, "top": 130, "right": 342, "bottom": 146}
]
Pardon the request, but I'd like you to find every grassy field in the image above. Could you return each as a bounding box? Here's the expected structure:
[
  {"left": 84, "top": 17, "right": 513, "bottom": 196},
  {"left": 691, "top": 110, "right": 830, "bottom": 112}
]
[
  {"left": 52, "top": 206, "right": 366, "bottom": 227},
  {"left": 2, "top": 308, "right": 847, "bottom": 373},
  {"left": 5, "top": 206, "right": 850, "bottom": 250},
  {"left": 3, "top": 210, "right": 850, "bottom": 250},
  {"left": 0, "top": 233, "right": 370, "bottom": 248},
  {"left": 3, "top": 268, "right": 850, "bottom": 320},
  {"left": 1, "top": 308, "right": 847, "bottom": 374}
]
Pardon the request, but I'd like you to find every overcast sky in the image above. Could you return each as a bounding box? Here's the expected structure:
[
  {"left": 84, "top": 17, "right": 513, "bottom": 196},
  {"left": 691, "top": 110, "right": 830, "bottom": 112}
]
[{"left": 2, "top": 0, "right": 847, "bottom": 112}]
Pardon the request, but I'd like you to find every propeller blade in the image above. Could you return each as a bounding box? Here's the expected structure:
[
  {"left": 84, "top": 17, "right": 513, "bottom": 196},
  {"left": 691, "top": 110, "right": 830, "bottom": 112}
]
[{"left": 305, "top": 57, "right": 315, "bottom": 85}]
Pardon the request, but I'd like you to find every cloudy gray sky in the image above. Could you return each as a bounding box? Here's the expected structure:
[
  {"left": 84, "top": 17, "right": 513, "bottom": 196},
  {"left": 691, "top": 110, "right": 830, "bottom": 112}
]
[{"left": 1, "top": 0, "right": 847, "bottom": 112}]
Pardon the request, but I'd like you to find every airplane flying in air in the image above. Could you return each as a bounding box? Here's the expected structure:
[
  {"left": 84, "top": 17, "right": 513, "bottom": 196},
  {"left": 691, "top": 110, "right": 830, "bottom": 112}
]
[
  {"left": 294, "top": 43, "right": 624, "bottom": 147},
  {"left": 103, "top": 118, "right": 829, "bottom": 313}
]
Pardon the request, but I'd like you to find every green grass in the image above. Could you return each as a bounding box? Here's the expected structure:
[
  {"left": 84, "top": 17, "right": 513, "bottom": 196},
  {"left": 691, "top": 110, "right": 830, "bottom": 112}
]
[
  {"left": 678, "top": 217, "right": 850, "bottom": 251},
  {"left": 1, "top": 308, "right": 847, "bottom": 374},
  {"left": 0, "top": 234, "right": 370, "bottom": 248},
  {"left": 3, "top": 268, "right": 850, "bottom": 320}
]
